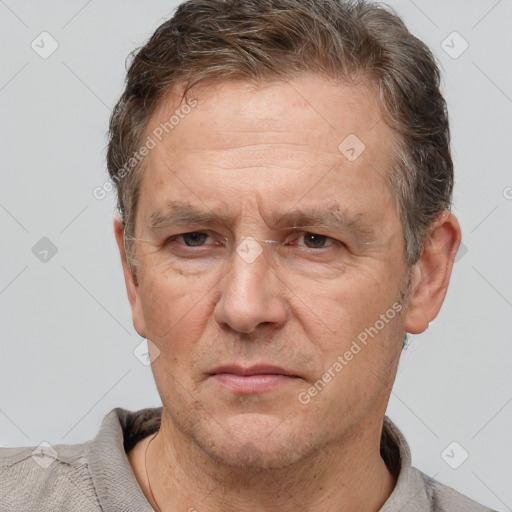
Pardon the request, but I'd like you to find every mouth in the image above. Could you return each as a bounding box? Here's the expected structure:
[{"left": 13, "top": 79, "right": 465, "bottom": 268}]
[{"left": 208, "top": 364, "right": 301, "bottom": 393}]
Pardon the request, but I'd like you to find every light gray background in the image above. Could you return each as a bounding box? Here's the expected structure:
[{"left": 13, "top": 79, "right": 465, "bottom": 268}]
[{"left": 0, "top": 0, "right": 511, "bottom": 510}]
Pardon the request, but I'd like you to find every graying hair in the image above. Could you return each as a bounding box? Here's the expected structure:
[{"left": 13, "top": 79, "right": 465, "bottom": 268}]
[{"left": 106, "top": 0, "right": 453, "bottom": 268}]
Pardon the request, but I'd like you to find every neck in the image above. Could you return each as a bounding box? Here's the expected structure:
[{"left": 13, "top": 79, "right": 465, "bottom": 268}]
[{"left": 131, "top": 411, "right": 397, "bottom": 512}]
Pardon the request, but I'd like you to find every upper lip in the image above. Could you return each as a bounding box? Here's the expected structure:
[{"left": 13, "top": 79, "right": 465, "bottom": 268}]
[{"left": 209, "top": 364, "right": 298, "bottom": 377}]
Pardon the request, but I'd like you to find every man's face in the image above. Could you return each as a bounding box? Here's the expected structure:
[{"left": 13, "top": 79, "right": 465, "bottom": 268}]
[{"left": 126, "top": 75, "right": 411, "bottom": 468}]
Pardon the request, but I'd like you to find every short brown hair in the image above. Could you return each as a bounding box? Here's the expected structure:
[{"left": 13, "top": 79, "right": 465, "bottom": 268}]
[{"left": 107, "top": 0, "right": 452, "bottom": 268}]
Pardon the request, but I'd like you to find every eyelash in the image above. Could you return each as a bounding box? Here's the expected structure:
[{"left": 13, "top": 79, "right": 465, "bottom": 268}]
[{"left": 166, "top": 231, "right": 344, "bottom": 250}]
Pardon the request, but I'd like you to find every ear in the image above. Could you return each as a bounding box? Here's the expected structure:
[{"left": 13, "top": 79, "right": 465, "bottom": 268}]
[
  {"left": 404, "top": 211, "right": 462, "bottom": 335},
  {"left": 113, "top": 216, "right": 147, "bottom": 338}
]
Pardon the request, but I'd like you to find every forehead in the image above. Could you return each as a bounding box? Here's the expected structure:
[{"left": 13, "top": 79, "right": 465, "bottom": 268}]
[
  {"left": 146, "top": 75, "right": 389, "bottom": 155},
  {"left": 137, "top": 75, "right": 398, "bottom": 227}
]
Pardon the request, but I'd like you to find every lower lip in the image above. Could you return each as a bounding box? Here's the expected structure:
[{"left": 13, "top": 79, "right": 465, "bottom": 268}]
[{"left": 211, "top": 373, "right": 298, "bottom": 393}]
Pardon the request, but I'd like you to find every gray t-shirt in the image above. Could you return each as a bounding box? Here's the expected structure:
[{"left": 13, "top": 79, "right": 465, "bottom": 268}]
[{"left": 0, "top": 408, "right": 495, "bottom": 511}]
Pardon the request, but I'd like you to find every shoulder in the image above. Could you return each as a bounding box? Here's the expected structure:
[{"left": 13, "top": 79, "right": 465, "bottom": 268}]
[
  {"left": 381, "top": 416, "right": 496, "bottom": 512},
  {"left": 416, "top": 468, "right": 497, "bottom": 512},
  {"left": 0, "top": 407, "right": 160, "bottom": 512},
  {"left": 0, "top": 440, "right": 100, "bottom": 512}
]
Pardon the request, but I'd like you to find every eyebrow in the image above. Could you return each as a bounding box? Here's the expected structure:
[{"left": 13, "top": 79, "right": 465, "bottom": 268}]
[
  {"left": 268, "top": 205, "right": 376, "bottom": 241},
  {"left": 148, "top": 201, "right": 231, "bottom": 228},
  {"left": 147, "top": 200, "right": 377, "bottom": 241}
]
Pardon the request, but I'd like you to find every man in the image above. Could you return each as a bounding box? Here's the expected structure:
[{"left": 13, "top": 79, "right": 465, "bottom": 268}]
[{"left": 0, "top": 0, "right": 496, "bottom": 510}]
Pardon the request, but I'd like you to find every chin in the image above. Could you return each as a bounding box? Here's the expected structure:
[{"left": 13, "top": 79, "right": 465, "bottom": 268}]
[
  {"left": 191, "top": 412, "right": 318, "bottom": 470},
  {"left": 160, "top": 388, "right": 323, "bottom": 470},
  {"left": 202, "top": 437, "right": 312, "bottom": 471}
]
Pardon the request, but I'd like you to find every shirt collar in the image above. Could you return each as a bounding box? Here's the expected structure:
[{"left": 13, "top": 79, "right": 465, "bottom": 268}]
[{"left": 88, "top": 408, "right": 427, "bottom": 512}]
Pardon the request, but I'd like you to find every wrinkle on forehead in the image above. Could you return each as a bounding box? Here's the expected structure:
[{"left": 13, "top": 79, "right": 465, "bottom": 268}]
[
  {"left": 136, "top": 75, "right": 400, "bottom": 252},
  {"left": 145, "top": 76, "right": 387, "bottom": 154},
  {"left": 145, "top": 198, "right": 390, "bottom": 250}
]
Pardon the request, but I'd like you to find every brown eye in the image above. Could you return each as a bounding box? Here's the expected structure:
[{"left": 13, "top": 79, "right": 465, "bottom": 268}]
[{"left": 298, "top": 232, "right": 337, "bottom": 249}]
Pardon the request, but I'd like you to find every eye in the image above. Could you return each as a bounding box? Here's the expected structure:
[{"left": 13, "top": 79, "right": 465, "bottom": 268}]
[
  {"left": 168, "top": 232, "right": 212, "bottom": 247},
  {"left": 294, "top": 232, "right": 342, "bottom": 249}
]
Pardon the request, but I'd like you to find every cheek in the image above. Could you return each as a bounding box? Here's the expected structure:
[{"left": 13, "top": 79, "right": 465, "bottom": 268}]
[
  {"left": 137, "top": 267, "right": 220, "bottom": 363},
  {"left": 291, "top": 264, "right": 404, "bottom": 391},
  {"left": 289, "top": 264, "right": 392, "bottom": 340},
  {"left": 303, "top": 313, "right": 403, "bottom": 430}
]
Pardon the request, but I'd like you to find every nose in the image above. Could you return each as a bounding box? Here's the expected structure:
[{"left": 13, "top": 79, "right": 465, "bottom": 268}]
[{"left": 213, "top": 242, "right": 288, "bottom": 334}]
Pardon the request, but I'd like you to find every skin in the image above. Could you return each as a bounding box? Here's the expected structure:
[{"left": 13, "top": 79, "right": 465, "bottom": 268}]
[{"left": 115, "top": 74, "right": 461, "bottom": 511}]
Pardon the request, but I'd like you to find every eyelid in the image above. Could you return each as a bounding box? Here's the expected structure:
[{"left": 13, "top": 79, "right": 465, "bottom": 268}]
[
  {"left": 167, "top": 230, "right": 342, "bottom": 242},
  {"left": 165, "top": 229, "right": 347, "bottom": 252},
  {"left": 287, "top": 226, "right": 347, "bottom": 241},
  {"left": 167, "top": 231, "right": 227, "bottom": 246},
  {"left": 290, "top": 232, "right": 343, "bottom": 248}
]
